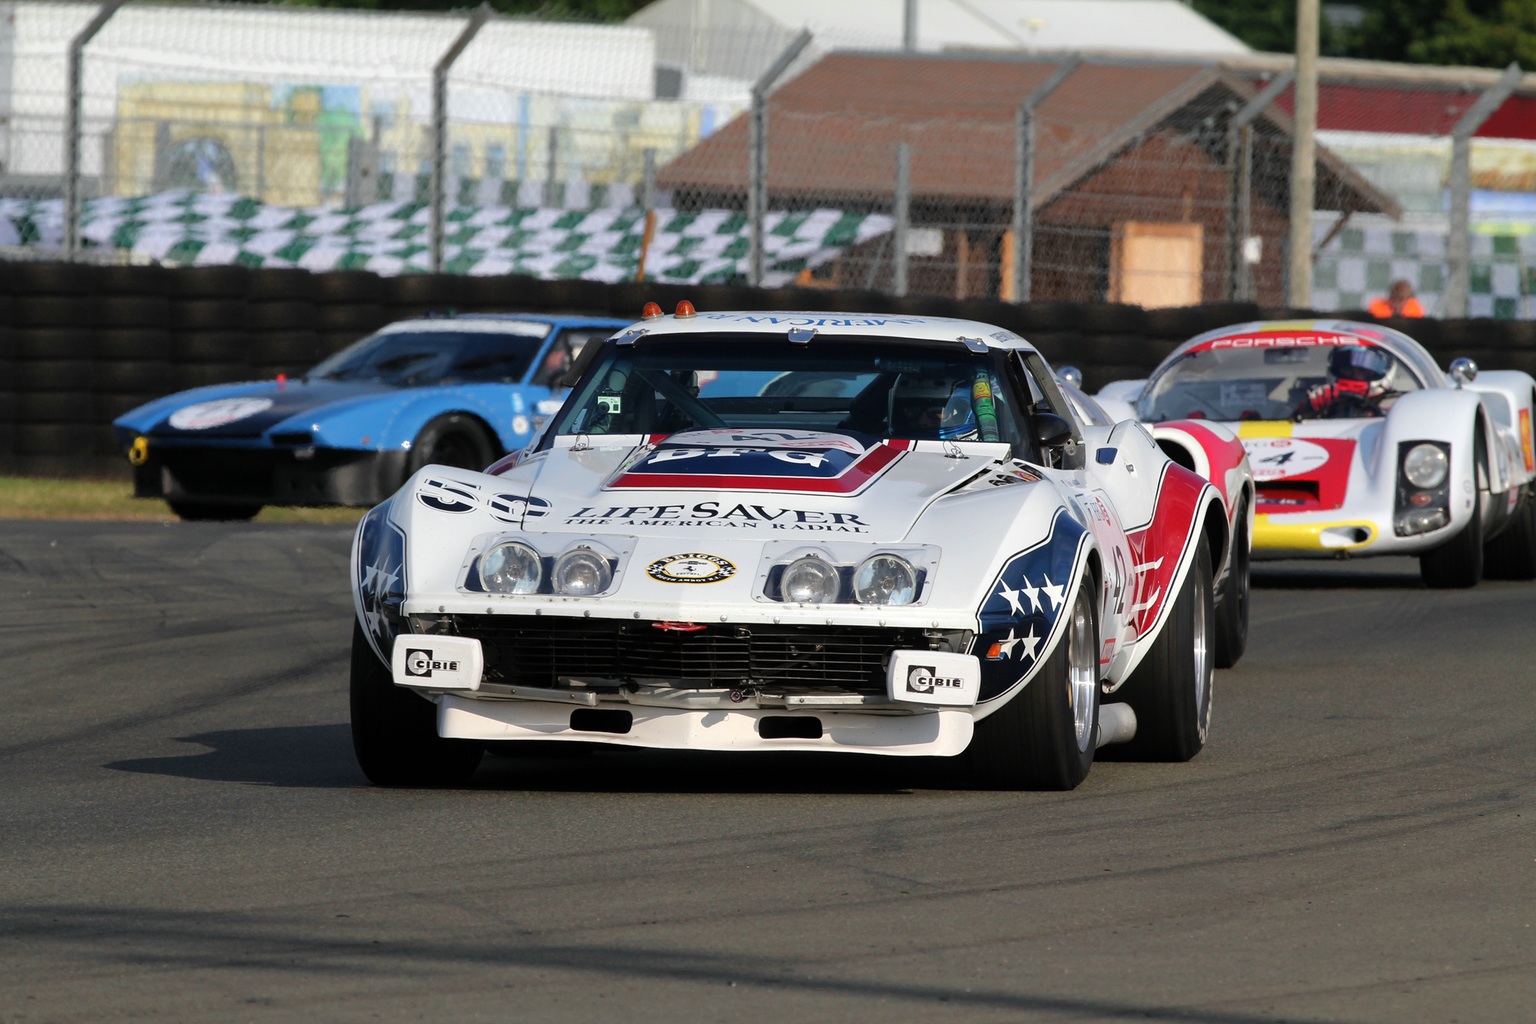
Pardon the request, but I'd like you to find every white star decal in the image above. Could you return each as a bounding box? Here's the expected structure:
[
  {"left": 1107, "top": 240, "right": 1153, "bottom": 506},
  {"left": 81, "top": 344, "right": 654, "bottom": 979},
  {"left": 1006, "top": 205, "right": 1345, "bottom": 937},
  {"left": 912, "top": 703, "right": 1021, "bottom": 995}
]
[
  {"left": 996, "top": 580, "right": 1024, "bottom": 616},
  {"left": 1041, "top": 574, "right": 1065, "bottom": 611},
  {"left": 996, "top": 628, "right": 1021, "bottom": 659},
  {"left": 360, "top": 553, "right": 401, "bottom": 643},
  {"left": 1018, "top": 575, "right": 1042, "bottom": 614},
  {"left": 1017, "top": 625, "right": 1043, "bottom": 663}
]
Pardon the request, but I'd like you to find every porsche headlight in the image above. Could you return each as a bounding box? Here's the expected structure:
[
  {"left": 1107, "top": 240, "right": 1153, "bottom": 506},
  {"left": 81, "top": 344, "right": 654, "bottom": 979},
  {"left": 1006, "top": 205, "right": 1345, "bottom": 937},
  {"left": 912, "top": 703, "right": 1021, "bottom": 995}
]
[
  {"left": 552, "top": 547, "right": 612, "bottom": 596},
  {"left": 1403, "top": 443, "right": 1448, "bottom": 489},
  {"left": 853, "top": 554, "right": 917, "bottom": 605},
  {"left": 782, "top": 556, "right": 839, "bottom": 604},
  {"left": 480, "top": 541, "right": 542, "bottom": 594}
]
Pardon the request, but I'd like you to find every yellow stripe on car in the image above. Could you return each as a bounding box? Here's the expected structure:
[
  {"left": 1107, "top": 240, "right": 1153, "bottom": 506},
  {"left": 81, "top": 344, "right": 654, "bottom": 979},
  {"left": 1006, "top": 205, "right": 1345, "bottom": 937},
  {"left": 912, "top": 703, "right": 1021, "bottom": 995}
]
[
  {"left": 1236, "top": 421, "right": 1294, "bottom": 439},
  {"left": 1252, "top": 515, "right": 1377, "bottom": 552}
]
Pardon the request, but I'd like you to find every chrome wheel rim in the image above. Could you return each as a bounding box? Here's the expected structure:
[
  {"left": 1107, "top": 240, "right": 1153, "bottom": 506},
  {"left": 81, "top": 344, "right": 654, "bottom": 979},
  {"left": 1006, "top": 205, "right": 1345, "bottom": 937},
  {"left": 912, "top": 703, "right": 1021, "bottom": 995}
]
[{"left": 1067, "top": 588, "right": 1097, "bottom": 752}]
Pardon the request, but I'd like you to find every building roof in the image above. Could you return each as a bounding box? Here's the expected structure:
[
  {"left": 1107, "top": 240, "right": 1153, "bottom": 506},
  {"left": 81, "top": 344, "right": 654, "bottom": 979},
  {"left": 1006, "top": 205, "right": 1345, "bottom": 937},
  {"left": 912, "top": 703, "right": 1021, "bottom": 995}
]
[{"left": 658, "top": 51, "right": 1400, "bottom": 218}]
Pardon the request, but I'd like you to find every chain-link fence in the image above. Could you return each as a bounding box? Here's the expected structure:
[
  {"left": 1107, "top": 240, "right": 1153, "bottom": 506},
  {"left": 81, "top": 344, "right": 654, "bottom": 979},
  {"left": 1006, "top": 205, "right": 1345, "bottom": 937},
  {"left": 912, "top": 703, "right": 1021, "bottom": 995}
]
[{"left": 3, "top": 1, "right": 1535, "bottom": 316}]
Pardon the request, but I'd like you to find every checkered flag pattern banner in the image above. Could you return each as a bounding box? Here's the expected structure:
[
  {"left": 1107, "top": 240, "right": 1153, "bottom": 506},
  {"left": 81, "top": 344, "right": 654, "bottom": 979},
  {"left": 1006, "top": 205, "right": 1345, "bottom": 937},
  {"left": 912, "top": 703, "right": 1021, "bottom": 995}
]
[
  {"left": 0, "top": 190, "right": 893, "bottom": 285},
  {"left": 1312, "top": 218, "right": 1536, "bottom": 320}
]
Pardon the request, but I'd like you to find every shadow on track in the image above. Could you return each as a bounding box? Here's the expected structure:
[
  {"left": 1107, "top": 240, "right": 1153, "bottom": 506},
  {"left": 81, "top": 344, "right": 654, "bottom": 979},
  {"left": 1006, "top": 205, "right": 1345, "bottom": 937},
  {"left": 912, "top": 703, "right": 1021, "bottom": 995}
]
[{"left": 105, "top": 725, "right": 1028, "bottom": 795}]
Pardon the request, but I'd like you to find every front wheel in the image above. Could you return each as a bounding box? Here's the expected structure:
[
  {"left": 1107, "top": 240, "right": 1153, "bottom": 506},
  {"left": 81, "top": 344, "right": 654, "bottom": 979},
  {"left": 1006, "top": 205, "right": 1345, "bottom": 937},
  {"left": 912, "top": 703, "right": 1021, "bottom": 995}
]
[
  {"left": 967, "top": 580, "right": 1099, "bottom": 790},
  {"left": 168, "top": 500, "right": 262, "bottom": 521},
  {"left": 1421, "top": 436, "right": 1486, "bottom": 589},
  {"left": 406, "top": 414, "right": 496, "bottom": 477},
  {"left": 1483, "top": 487, "right": 1536, "bottom": 580},
  {"left": 1116, "top": 536, "right": 1214, "bottom": 762},
  {"left": 349, "top": 621, "right": 483, "bottom": 787}
]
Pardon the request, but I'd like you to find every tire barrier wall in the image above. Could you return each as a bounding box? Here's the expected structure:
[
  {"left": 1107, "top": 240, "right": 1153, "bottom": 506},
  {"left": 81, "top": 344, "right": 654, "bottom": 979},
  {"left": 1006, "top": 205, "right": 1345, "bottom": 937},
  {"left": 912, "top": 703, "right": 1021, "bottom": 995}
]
[{"left": 3, "top": 261, "right": 1533, "bottom": 478}]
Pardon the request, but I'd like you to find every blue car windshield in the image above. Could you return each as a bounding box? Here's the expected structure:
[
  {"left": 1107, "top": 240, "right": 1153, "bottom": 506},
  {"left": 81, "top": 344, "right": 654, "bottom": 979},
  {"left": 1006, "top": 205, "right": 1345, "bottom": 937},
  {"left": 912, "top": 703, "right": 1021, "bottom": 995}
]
[{"left": 309, "top": 329, "right": 548, "bottom": 385}]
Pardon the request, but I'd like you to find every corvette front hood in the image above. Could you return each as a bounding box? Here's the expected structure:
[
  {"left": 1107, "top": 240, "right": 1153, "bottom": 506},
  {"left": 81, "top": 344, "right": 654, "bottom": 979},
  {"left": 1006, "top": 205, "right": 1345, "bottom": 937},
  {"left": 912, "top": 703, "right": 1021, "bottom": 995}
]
[{"left": 522, "top": 430, "right": 1011, "bottom": 540}]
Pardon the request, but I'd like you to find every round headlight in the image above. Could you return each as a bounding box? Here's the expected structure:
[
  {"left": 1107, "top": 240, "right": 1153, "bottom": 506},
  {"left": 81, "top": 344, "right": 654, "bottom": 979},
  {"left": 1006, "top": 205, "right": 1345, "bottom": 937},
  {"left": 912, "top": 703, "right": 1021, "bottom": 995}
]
[
  {"left": 480, "top": 541, "right": 542, "bottom": 594},
  {"left": 553, "top": 548, "right": 612, "bottom": 596},
  {"left": 782, "top": 556, "right": 839, "bottom": 604},
  {"left": 1403, "top": 443, "right": 1448, "bottom": 489},
  {"left": 854, "top": 553, "right": 917, "bottom": 605}
]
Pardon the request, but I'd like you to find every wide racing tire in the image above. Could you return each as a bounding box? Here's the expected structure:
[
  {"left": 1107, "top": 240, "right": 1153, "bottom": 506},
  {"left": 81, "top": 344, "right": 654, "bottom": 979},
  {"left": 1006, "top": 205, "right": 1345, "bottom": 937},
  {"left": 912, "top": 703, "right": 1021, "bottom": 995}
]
[
  {"left": 1421, "top": 433, "right": 1486, "bottom": 589},
  {"left": 407, "top": 414, "right": 497, "bottom": 477},
  {"left": 1213, "top": 500, "right": 1250, "bottom": 669},
  {"left": 349, "top": 621, "right": 483, "bottom": 787},
  {"left": 1117, "top": 536, "right": 1214, "bottom": 762},
  {"left": 1483, "top": 488, "right": 1536, "bottom": 580},
  {"left": 168, "top": 500, "right": 262, "bottom": 522},
  {"left": 967, "top": 580, "right": 1099, "bottom": 790}
]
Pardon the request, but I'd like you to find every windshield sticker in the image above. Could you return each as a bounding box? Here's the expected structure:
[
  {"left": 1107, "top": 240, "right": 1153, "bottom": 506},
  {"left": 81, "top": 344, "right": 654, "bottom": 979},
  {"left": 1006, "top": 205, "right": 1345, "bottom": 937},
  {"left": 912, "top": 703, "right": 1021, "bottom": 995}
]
[
  {"left": 1198, "top": 332, "right": 1373, "bottom": 351},
  {"left": 698, "top": 313, "right": 928, "bottom": 327},
  {"left": 168, "top": 397, "right": 273, "bottom": 430},
  {"left": 608, "top": 439, "right": 911, "bottom": 494}
]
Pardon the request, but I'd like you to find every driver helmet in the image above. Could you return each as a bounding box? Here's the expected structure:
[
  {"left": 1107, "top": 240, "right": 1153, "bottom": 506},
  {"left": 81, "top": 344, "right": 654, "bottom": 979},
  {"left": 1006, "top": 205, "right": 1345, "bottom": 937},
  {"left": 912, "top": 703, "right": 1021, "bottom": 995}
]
[
  {"left": 890, "top": 374, "right": 978, "bottom": 439},
  {"left": 1328, "top": 345, "right": 1394, "bottom": 399}
]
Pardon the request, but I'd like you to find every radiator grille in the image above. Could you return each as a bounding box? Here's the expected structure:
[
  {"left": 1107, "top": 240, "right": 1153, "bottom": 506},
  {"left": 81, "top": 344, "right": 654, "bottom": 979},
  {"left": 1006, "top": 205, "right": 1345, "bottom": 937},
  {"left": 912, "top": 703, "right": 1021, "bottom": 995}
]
[{"left": 450, "top": 615, "right": 952, "bottom": 691}]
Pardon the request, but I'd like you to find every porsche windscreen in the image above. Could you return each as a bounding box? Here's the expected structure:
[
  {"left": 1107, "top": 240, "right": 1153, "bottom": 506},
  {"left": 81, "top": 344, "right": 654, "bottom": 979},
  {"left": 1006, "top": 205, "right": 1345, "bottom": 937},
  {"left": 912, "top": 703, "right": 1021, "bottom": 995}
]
[
  {"left": 1138, "top": 343, "right": 1422, "bottom": 422},
  {"left": 308, "top": 328, "right": 551, "bottom": 386},
  {"left": 545, "top": 336, "right": 1032, "bottom": 448}
]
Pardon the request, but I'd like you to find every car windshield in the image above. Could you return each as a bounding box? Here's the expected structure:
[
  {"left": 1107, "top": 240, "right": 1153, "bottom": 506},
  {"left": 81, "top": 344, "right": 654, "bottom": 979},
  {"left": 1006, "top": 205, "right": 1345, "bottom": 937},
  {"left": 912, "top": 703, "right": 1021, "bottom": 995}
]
[
  {"left": 544, "top": 336, "right": 1034, "bottom": 450},
  {"left": 1137, "top": 342, "right": 1421, "bottom": 422},
  {"left": 308, "top": 328, "right": 550, "bottom": 386}
]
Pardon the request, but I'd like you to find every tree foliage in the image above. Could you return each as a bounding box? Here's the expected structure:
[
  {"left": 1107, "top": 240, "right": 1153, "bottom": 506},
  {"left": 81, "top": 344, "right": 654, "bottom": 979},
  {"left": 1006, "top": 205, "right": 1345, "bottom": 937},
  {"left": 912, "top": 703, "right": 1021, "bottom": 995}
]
[{"left": 1193, "top": 0, "right": 1536, "bottom": 68}]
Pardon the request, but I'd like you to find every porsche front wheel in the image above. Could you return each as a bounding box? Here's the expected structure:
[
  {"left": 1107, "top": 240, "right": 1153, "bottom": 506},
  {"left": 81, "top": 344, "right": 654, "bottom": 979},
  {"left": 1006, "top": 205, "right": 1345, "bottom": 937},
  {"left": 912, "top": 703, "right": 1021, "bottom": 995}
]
[
  {"left": 1421, "top": 435, "right": 1486, "bottom": 589},
  {"left": 1117, "top": 535, "right": 1214, "bottom": 762},
  {"left": 349, "top": 621, "right": 483, "bottom": 787},
  {"left": 967, "top": 581, "right": 1099, "bottom": 791}
]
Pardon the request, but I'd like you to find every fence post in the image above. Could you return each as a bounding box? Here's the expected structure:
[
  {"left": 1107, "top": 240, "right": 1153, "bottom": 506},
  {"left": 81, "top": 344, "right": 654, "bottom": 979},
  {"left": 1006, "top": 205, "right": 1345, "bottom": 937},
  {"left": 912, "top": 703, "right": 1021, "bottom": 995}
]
[
  {"left": 748, "top": 29, "right": 812, "bottom": 288},
  {"left": 430, "top": 4, "right": 490, "bottom": 274},
  {"left": 1445, "top": 62, "right": 1522, "bottom": 318},
  {"left": 1227, "top": 71, "right": 1294, "bottom": 301},
  {"left": 65, "top": 0, "right": 126, "bottom": 262},
  {"left": 893, "top": 142, "right": 910, "bottom": 297},
  {"left": 1012, "top": 57, "right": 1079, "bottom": 304},
  {"left": 1287, "top": 0, "right": 1319, "bottom": 308}
]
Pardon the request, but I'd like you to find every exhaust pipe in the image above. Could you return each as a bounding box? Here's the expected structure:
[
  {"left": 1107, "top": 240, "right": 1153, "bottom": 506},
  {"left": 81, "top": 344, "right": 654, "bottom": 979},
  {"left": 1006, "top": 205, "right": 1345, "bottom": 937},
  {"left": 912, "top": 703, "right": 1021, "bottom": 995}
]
[{"left": 1096, "top": 703, "right": 1137, "bottom": 748}]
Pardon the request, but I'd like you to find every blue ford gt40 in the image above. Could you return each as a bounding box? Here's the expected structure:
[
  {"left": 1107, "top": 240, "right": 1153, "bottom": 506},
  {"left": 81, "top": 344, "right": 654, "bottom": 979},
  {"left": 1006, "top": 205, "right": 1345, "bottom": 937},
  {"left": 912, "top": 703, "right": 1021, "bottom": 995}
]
[{"left": 113, "top": 313, "right": 630, "bottom": 520}]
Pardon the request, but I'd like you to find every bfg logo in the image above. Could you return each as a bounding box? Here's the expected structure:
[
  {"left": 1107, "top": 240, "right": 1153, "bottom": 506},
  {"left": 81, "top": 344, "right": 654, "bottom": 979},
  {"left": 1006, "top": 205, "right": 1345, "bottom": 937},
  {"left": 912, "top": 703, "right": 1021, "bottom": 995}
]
[
  {"left": 404, "top": 648, "right": 460, "bottom": 678},
  {"left": 906, "top": 664, "right": 964, "bottom": 694}
]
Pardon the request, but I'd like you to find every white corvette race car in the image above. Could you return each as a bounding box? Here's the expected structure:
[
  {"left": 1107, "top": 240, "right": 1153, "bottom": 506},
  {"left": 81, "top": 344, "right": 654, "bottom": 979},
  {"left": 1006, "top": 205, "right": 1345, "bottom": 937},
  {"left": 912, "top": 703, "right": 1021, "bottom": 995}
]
[
  {"left": 350, "top": 305, "right": 1239, "bottom": 790},
  {"left": 1098, "top": 319, "right": 1536, "bottom": 587}
]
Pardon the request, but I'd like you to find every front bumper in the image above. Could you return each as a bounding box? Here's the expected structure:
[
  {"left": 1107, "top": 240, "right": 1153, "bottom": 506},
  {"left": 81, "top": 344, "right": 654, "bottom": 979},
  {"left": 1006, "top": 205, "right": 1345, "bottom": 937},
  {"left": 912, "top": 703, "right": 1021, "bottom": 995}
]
[
  {"left": 438, "top": 694, "right": 976, "bottom": 756},
  {"left": 131, "top": 442, "right": 410, "bottom": 507},
  {"left": 392, "top": 624, "right": 982, "bottom": 756}
]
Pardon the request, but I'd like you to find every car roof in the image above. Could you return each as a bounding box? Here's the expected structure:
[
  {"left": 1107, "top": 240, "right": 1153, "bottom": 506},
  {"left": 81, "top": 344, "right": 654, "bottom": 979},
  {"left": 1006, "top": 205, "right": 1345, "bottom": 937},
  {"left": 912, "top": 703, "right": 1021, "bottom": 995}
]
[{"left": 625, "top": 310, "right": 1035, "bottom": 352}]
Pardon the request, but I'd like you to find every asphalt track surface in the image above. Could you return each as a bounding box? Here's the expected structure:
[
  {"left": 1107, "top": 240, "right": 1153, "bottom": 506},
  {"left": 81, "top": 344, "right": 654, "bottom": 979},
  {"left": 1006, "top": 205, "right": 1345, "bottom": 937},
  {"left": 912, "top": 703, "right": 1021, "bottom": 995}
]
[{"left": 2, "top": 519, "right": 1532, "bottom": 1024}]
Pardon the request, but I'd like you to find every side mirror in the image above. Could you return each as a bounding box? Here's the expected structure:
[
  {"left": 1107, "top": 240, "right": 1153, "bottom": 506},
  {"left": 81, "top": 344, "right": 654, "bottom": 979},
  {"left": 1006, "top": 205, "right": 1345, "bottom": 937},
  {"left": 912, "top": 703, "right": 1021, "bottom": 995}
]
[
  {"left": 1035, "top": 412, "right": 1074, "bottom": 449},
  {"left": 1449, "top": 357, "right": 1478, "bottom": 386}
]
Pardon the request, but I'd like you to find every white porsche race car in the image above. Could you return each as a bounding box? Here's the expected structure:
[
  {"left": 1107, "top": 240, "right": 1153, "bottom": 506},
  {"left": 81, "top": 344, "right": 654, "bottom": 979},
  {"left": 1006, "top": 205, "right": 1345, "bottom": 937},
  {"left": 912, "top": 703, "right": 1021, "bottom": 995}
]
[
  {"left": 1098, "top": 319, "right": 1536, "bottom": 587},
  {"left": 350, "top": 305, "right": 1239, "bottom": 790}
]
